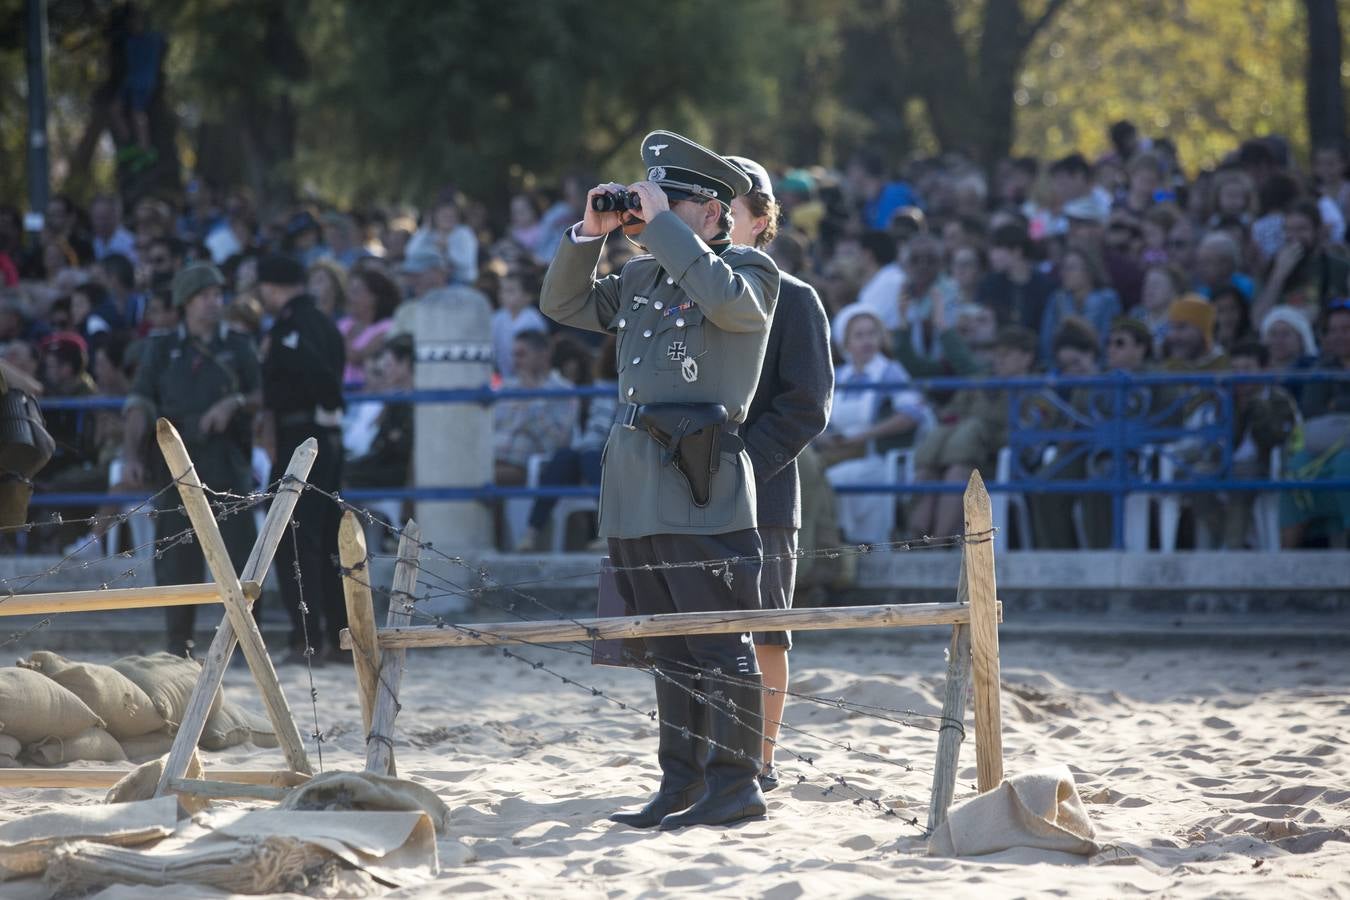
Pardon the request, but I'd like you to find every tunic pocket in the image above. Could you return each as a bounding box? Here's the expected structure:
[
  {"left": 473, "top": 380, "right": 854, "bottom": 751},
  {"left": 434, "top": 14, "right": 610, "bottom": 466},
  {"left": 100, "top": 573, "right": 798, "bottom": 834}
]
[{"left": 656, "top": 448, "right": 739, "bottom": 529}]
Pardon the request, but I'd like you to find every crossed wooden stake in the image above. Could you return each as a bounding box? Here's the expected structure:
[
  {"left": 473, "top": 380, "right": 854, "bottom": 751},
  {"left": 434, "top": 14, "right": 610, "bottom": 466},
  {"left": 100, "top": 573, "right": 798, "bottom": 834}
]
[{"left": 150, "top": 419, "right": 317, "bottom": 798}]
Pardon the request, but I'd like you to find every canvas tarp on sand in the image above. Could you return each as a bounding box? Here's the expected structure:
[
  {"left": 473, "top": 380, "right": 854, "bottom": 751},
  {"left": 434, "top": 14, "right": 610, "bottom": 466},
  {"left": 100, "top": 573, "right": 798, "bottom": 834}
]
[
  {"left": 928, "top": 764, "right": 1101, "bottom": 858},
  {"left": 0, "top": 796, "right": 178, "bottom": 879},
  {"left": 43, "top": 809, "right": 438, "bottom": 894}
]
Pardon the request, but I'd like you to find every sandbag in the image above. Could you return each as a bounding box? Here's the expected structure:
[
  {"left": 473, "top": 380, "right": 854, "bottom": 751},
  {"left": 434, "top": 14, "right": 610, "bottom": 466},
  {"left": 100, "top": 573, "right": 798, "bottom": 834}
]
[
  {"left": 202, "top": 700, "right": 277, "bottom": 752},
  {"left": 21, "top": 652, "right": 166, "bottom": 740},
  {"left": 0, "top": 734, "right": 19, "bottom": 768},
  {"left": 0, "top": 667, "right": 104, "bottom": 743},
  {"left": 106, "top": 750, "right": 207, "bottom": 815},
  {"left": 25, "top": 726, "right": 127, "bottom": 766},
  {"left": 111, "top": 653, "right": 220, "bottom": 730},
  {"left": 117, "top": 729, "right": 176, "bottom": 762}
]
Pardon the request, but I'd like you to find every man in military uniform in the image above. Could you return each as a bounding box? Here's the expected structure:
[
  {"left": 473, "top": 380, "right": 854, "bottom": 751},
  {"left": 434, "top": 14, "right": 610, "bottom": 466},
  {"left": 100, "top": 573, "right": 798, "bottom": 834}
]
[
  {"left": 540, "top": 131, "right": 780, "bottom": 830},
  {"left": 726, "top": 156, "right": 834, "bottom": 793},
  {"left": 257, "top": 254, "right": 347, "bottom": 663},
  {"left": 123, "top": 262, "right": 260, "bottom": 655}
]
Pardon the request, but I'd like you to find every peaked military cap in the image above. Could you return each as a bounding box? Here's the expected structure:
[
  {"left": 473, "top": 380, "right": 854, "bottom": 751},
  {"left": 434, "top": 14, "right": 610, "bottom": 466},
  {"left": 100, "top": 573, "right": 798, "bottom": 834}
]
[{"left": 641, "top": 130, "right": 752, "bottom": 208}]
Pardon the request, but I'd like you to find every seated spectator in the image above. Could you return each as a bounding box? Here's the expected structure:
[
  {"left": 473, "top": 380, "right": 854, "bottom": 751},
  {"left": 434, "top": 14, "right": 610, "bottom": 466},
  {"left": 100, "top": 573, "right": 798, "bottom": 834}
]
[
  {"left": 1190, "top": 340, "right": 1298, "bottom": 548},
  {"left": 1259, "top": 306, "right": 1319, "bottom": 400},
  {"left": 1040, "top": 246, "right": 1120, "bottom": 362},
  {"left": 817, "top": 307, "right": 931, "bottom": 545},
  {"left": 407, "top": 198, "right": 478, "bottom": 285},
  {"left": 308, "top": 258, "right": 347, "bottom": 319},
  {"left": 1212, "top": 285, "right": 1254, "bottom": 354},
  {"left": 866, "top": 235, "right": 957, "bottom": 358},
  {"left": 950, "top": 246, "right": 985, "bottom": 307},
  {"left": 1135, "top": 263, "right": 1185, "bottom": 356},
  {"left": 1031, "top": 318, "right": 1109, "bottom": 549},
  {"left": 493, "top": 329, "right": 576, "bottom": 486},
  {"left": 338, "top": 268, "right": 400, "bottom": 387},
  {"left": 1105, "top": 317, "right": 1154, "bottom": 373},
  {"left": 31, "top": 331, "right": 100, "bottom": 549},
  {"left": 346, "top": 335, "right": 414, "bottom": 489},
  {"left": 1255, "top": 200, "right": 1350, "bottom": 327},
  {"left": 908, "top": 325, "right": 1038, "bottom": 541},
  {"left": 92, "top": 253, "right": 144, "bottom": 329},
  {"left": 1313, "top": 140, "right": 1350, "bottom": 227},
  {"left": 516, "top": 336, "right": 617, "bottom": 552},
  {"left": 491, "top": 268, "right": 549, "bottom": 378},
  {"left": 1207, "top": 169, "right": 1257, "bottom": 229},
  {"left": 852, "top": 230, "right": 905, "bottom": 316},
  {"left": 69, "top": 282, "right": 123, "bottom": 349},
  {"left": 1162, "top": 294, "right": 1227, "bottom": 371},
  {"left": 977, "top": 224, "right": 1057, "bottom": 331},
  {"left": 1281, "top": 302, "right": 1350, "bottom": 548},
  {"left": 1195, "top": 232, "right": 1255, "bottom": 301}
]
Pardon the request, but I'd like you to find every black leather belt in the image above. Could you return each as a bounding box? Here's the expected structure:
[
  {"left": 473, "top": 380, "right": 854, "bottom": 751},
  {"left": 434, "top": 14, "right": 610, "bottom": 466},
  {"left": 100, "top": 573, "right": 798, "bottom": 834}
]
[{"left": 617, "top": 402, "right": 744, "bottom": 454}]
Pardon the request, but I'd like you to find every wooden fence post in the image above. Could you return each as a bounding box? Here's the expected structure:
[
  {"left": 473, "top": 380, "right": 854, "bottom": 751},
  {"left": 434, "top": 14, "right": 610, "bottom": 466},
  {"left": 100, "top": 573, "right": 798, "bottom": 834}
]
[
  {"left": 153, "top": 421, "right": 313, "bottom": 793},
  {"left": 963, "top": 470, "right": 1004, "bottom": 793},
  {"left": 339, "top": 511, "right": 381, "bottom": 738},
  {"left": 927, "top": 561, "right": 972, "bottom": 831},
  {"left": 365, "top": 520, "right": 421, "bottom": 776}
]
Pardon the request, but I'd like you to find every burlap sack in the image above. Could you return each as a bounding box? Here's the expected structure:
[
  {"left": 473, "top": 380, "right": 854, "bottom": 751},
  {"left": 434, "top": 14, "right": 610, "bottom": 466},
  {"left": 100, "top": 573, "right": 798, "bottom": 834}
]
[
  {"left": 106, "top": 750, "right": 207, "bottom": 815},
  {"left": 0, "top": 667, "right": 104, "bottom": 743},
  {"left": 202, "top": 700, "right": 277, "bottom": 751},
  {"left": 0, "top": 734, "right": 19, "bottom": 768},
  {"left": 25, "top": 726, "right": 127, "bottom": 766},
  {"left": 117, "top": 729, "right": 176, "bottom": 762},
  {"left": 111, "top": 653, "right": 220, "bottom": 730},
  {"left": 21, "top": 652, "right": 166, "bottom": 740}
]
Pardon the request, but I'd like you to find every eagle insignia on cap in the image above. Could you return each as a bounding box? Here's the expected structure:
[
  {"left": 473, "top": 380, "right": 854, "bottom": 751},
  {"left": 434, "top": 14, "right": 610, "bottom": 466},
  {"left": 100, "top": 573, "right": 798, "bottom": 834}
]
[
  {"left": 648, "top": 144, "right": 668, "bottom": 156},
  {"left": 648, "top": 166, "right": 667, "bottom": 182}
]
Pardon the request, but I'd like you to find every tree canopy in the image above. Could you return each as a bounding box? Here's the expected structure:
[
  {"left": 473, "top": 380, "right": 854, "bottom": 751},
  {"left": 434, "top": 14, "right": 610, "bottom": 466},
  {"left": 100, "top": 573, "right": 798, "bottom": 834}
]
[{"left": 1, "top": 0, "right": 1343, "bottom": 208}]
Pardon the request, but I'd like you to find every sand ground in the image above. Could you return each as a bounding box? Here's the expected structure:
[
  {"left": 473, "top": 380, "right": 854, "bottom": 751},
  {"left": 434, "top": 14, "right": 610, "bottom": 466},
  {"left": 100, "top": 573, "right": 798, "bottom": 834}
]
[{"left": 3, "top": 632, "right": 1348, "bottom": 898}]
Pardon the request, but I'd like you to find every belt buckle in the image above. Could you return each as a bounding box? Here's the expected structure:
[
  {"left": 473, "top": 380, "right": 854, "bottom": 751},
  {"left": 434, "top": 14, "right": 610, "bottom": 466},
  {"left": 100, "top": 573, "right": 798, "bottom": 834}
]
[{"left": 621, "top": 403, "right": 639, "bottom": 430}]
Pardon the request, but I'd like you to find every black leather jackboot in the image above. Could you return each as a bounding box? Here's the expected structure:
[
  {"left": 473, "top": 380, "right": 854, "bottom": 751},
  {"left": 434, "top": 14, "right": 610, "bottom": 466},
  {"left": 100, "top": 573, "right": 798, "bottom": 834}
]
[
  {"left": 610, "top": 670, "right": 706, "bottom": 828},
  {"left": 658, "top": 673, "right": 766, "bottom": 830}
]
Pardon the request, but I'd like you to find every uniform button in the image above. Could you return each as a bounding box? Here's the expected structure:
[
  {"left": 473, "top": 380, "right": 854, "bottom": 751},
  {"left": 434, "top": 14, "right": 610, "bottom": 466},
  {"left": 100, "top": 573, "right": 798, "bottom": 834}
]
[
  {"left": 632, "top": 356, "right": 641, "bottom": 365},
  {"left": 642, "top": 329, "right": 652, "bottom": 338},
  {"left": 666, "top": 277, "right": 674, "bottom": 285},
  {"left": 774, "top": 452, "right": 786, "bottom": 463},
  {"left": 618, "top": 318, "right": 627, "bottom": 329},
  {"left": 654, "top": 301, "right": 664, "bottom": 310},
  {"left": 676, "top": 318, "right": 686, "bottom": 327},
  {"left": 627, "top": 387, "right": 635, "bottom": 397}
]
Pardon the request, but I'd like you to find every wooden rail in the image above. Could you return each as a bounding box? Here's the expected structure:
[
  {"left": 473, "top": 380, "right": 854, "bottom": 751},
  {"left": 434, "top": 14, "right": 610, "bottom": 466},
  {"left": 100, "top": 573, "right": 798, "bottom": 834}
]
[
  {"left": 0, "top": 581, "right": 260, "bottom": 618},
  {"left": 341, "top": 600, "right": 1000, "bottom": 651},
  {"left": 0, "top": 768, "right": 310, "bottom": 790}
]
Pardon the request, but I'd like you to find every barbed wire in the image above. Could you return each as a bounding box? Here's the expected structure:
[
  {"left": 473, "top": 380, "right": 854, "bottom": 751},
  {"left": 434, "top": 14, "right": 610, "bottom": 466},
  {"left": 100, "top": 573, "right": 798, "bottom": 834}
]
[
  {"left": 326, "top": 515, "right": 971, "bottom": 834},
  {"left": 288, "top": 519, "right": 326, "bottom": 774}
]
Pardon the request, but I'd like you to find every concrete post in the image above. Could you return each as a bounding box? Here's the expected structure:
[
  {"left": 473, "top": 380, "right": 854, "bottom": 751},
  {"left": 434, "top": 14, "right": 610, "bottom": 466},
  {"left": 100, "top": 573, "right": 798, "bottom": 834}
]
[{"left": 391, "top": 286, "right": 494, "bottom": 550}]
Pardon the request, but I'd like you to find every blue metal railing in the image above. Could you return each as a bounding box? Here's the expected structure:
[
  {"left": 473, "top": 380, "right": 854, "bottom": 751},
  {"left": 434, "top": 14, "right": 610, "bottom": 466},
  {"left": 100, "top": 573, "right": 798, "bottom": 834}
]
[{"left": 28, "top": 369, "right": 1350, "bottom": 548}]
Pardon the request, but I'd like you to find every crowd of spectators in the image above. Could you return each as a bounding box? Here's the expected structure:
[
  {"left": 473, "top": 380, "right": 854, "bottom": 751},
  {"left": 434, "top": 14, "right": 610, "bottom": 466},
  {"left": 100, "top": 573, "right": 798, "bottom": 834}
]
[{"left": 2, "top": 120, "right": 1349, "bottom": 558}]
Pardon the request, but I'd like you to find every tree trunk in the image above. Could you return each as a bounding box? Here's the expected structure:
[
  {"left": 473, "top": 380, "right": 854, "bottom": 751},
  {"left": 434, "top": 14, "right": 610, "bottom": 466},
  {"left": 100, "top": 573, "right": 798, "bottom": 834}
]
[
  {"left": 1304, "top": 0, "right": 1345, "bottom": 148},
  {"left": 897, "top": 0, "right": 978, "bottom": 155}
]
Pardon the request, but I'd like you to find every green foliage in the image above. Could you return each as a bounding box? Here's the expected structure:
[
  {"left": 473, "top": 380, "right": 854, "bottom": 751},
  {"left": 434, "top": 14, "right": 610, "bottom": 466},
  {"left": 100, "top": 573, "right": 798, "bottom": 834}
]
[
  {"left": 1015, "top": 0, "right": 1310, "bottom": 170},
  {"left": 294, "top": 0, "right": 794, "bottom": 204}
]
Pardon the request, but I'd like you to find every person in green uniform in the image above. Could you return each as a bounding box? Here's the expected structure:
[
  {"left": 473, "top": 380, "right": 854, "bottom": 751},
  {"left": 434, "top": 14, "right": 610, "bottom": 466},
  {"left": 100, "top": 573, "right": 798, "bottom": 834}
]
[
  {"left": 122, "top": 262, "right": 260, "bottom": 656},
  {"left": 540, "top": 130, "right": 780, "bottom": 830}
]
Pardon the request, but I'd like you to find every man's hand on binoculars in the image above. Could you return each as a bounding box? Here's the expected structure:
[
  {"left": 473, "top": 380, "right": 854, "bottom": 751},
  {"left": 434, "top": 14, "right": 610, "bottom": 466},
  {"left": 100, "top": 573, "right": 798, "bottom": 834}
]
[
  {"left": 581, "top": 182, "right": 629, "bottom": 237},
  {"left": 627, "top": 181, "right": 669, "bottom": 222}
]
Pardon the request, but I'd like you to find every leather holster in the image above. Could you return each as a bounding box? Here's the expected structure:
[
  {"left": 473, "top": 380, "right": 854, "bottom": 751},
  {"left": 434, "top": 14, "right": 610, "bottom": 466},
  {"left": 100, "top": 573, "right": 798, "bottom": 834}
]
[{"left": 636, "top": 403, "right": 744, "bottom": 508}]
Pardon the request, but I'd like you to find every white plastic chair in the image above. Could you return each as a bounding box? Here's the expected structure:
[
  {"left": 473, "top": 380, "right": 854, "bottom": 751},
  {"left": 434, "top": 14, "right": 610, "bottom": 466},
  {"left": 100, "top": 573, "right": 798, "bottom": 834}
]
[
  {"left": 104, "top": 457, "right": 154, "bottom": 559},
  {"left": 525, "top": 453, "right": 599, "bottom": 552},
  {"left": 992, "top": 446, "right": 1033, "bottom": 550},
  {"left": 1158, "top": 445, "right": 1283, "bottom": 551}
]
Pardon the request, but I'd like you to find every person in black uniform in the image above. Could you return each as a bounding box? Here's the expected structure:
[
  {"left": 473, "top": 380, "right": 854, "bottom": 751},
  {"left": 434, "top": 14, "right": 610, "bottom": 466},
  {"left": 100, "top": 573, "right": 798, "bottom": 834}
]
[
  {"left": 727, "top": 156, "right": 834, "bottom": 792},
  {"left": 257, "top": 254, "right": 347, "bottom": 663},
  {"left": 123, "top": 262, "right": 262, "bottom": 655}
]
